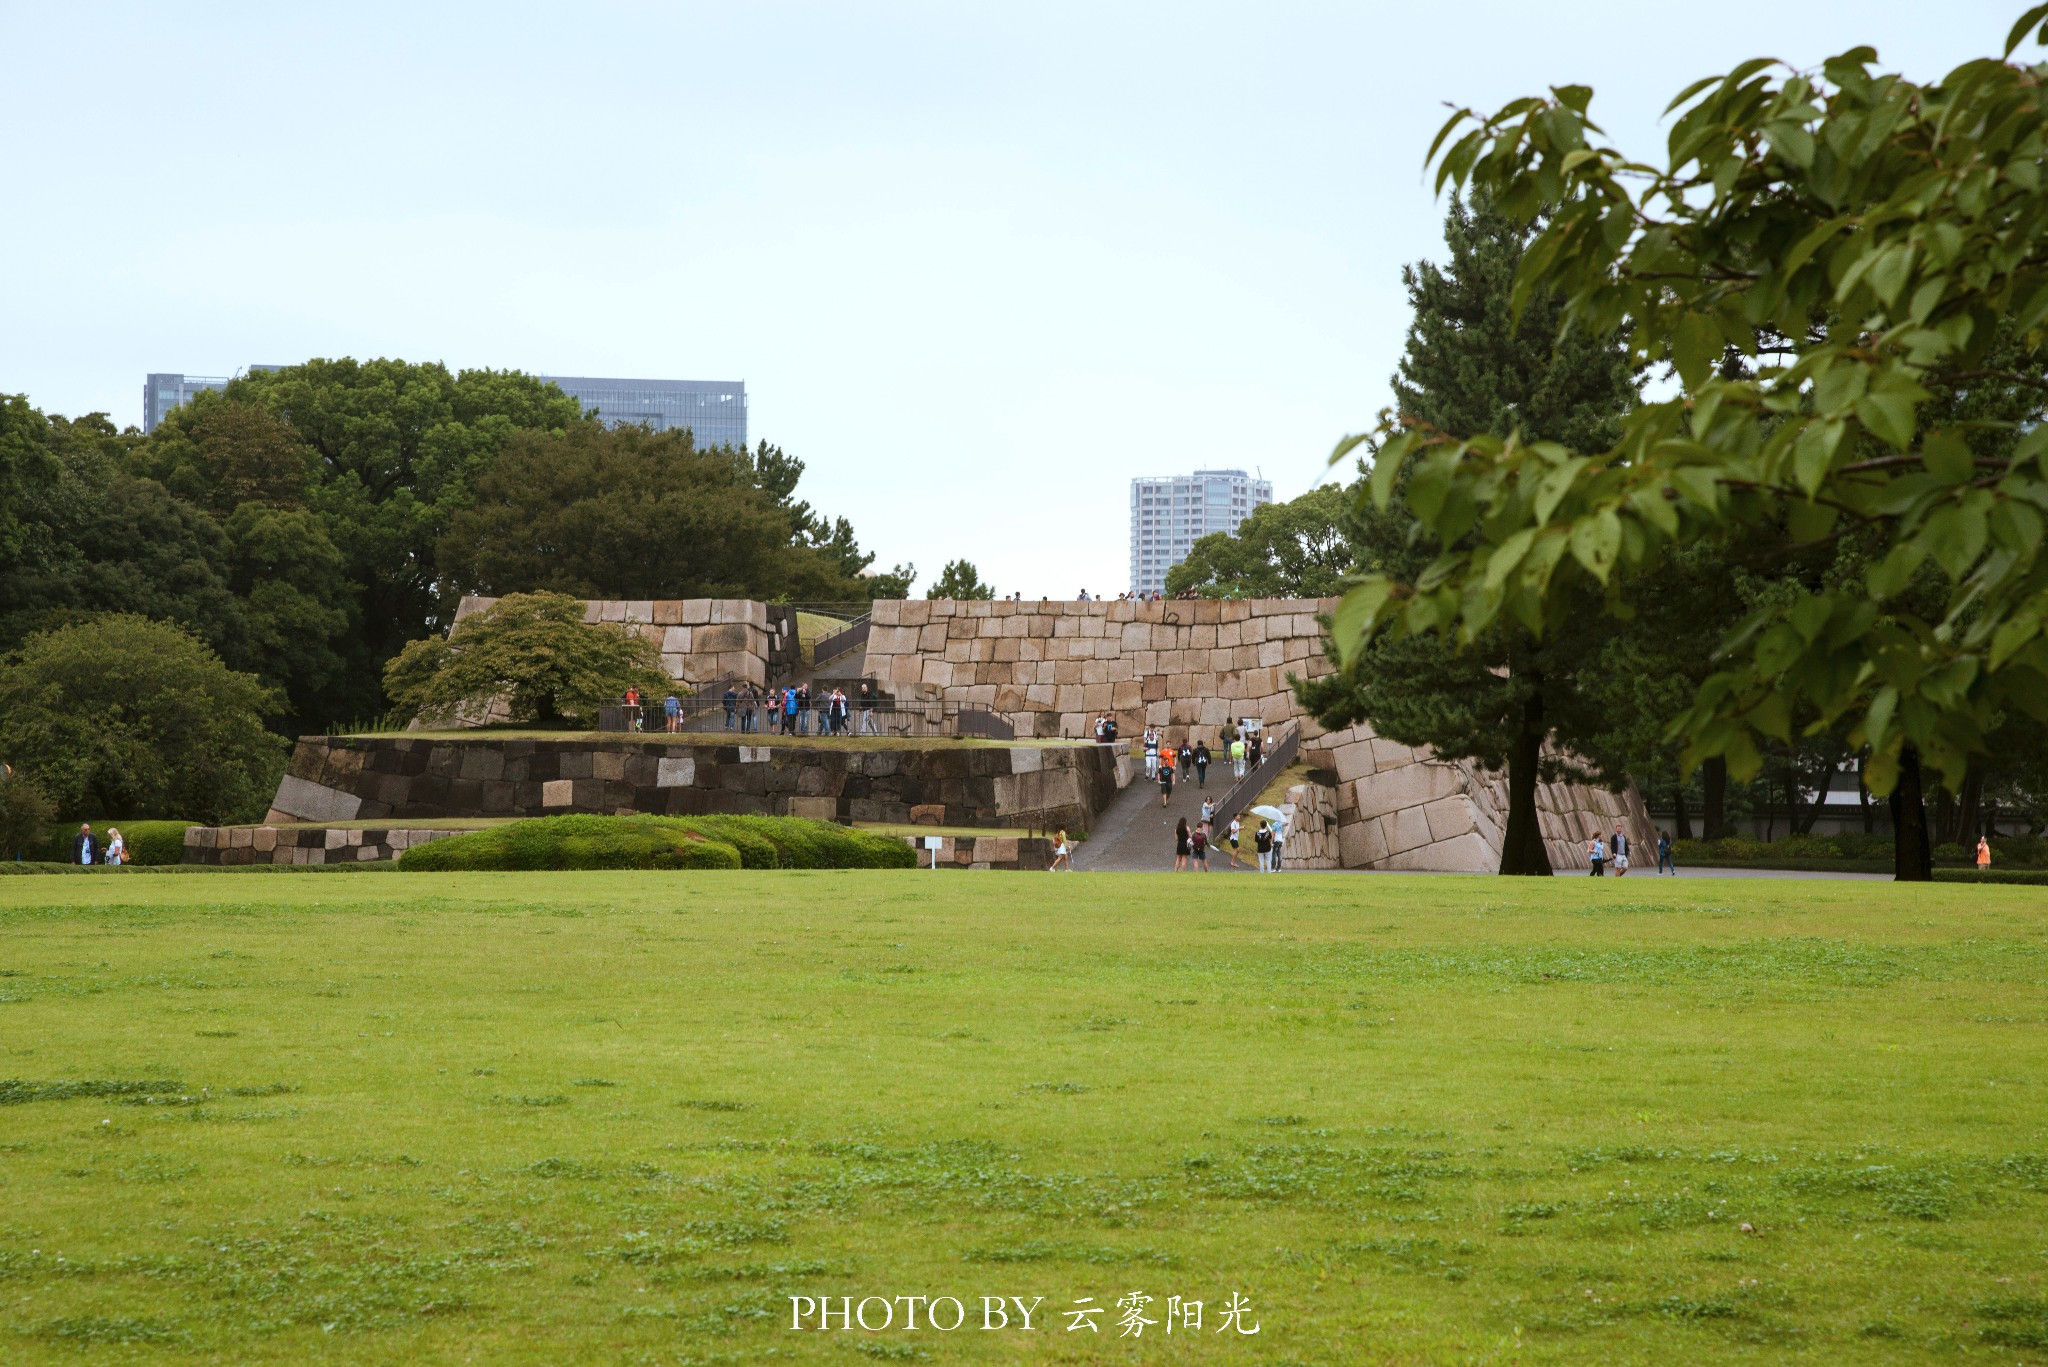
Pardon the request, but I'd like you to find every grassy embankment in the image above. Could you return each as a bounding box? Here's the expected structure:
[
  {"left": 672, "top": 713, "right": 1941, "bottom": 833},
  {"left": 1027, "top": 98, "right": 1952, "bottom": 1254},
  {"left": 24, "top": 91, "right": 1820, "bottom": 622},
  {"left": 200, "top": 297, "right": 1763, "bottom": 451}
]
[{"left": 2, "top": 874, "right": 2045, "bottom": 1364}]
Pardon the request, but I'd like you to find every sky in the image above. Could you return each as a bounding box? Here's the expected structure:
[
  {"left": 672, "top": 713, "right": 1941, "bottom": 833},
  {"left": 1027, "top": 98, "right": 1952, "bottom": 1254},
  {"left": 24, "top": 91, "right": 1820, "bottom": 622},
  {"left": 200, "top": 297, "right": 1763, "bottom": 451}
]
[{"left": 0, "top": 1, "right": 2020, "bottom": 598}]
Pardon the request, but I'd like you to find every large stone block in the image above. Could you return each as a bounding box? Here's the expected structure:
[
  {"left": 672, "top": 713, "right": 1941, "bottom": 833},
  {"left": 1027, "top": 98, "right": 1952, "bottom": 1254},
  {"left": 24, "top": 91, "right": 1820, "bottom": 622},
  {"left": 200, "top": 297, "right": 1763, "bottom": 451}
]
[
  {"left": 657, "top": 757, "right": 696, "bottom": 787},
  {"left": 270, "top": 774, "right": 363, "bottom": 824},
  {"left": 1382, "top": 805, "right": 1434, "bottom": 855},
  {"left": 787, "top": 796, "right": 837, "bottom": 820},
  {"left": 542, "top": 779, "right": 573, "bottom": 807},
  {"left": 1423, "top": 794, "right": 1476, "bottom": 843}
]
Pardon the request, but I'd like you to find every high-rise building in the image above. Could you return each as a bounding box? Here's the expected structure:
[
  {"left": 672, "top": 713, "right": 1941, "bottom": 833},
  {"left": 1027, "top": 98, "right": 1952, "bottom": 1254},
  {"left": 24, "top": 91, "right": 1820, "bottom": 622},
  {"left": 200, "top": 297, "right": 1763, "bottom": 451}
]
[
  {"left": 142, "top": 373, "right": 231, "bottom": 433},
  {"left": 1128, "top": 468, "right": 1274, "bottom": 596},
  {"left": 542, "top": 376, "right": 748, "bottom": 448}
]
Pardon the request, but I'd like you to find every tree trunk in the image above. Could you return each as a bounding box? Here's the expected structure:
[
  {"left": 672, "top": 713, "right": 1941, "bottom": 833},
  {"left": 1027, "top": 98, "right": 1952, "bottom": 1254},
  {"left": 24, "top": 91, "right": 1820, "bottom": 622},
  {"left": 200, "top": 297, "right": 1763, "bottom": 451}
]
[
  {"left": 1891, "top": 746, "right": 1934, "bottom": 882},
  {"left": 1673, "top": 784, "right": 1693, "bottom": 841},
  {"left": 1956, "top": 768, "right": 1983, "bottom": 847},
  {"left": 1499, "top": 690, "right": 1553, "bottom": 876},
  {"left": 1933, "top": 784, "right": 1957, "bottom": 846},
  {"left": 1703, "top": 756, "right": 1728, "bottom": 838}
]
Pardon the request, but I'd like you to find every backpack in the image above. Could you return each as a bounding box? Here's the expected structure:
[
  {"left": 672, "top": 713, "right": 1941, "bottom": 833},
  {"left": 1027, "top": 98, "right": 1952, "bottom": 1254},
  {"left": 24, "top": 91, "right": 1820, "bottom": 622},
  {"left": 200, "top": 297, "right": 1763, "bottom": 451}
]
[{"left": 1191, "top": 830, "right": 1207, "bottom": 854}]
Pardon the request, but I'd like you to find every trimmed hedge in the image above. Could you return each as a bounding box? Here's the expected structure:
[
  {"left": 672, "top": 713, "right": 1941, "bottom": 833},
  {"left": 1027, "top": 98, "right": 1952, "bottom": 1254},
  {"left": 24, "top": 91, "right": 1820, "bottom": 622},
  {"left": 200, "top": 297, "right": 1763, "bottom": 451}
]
[
  {"left": 1671, "top": 832, "right": 2048, "bottom": 871},
  {"left": 31, "top": 820, "right": 197, "bottom": 866},
  {"left": 396, "top": 814, "right": 915, "bottom": 873},
  {"left": 1932, "top": 868, "right": 2048, "bottom": 886}
]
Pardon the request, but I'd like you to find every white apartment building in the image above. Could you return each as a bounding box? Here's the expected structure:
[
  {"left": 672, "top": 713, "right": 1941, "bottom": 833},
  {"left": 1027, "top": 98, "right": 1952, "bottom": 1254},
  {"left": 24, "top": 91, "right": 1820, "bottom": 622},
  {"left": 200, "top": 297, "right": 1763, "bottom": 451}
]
[{"left": 1128, "top": 469, "right": 1273, "bottom": 596}]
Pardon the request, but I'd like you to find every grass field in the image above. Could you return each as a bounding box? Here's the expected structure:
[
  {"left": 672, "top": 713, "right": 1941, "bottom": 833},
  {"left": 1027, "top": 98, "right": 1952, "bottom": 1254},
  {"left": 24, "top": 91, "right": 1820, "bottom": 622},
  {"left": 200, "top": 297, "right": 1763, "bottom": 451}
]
[{"left": 2, "top": 873, "right": 2045, "bottom": 1364}]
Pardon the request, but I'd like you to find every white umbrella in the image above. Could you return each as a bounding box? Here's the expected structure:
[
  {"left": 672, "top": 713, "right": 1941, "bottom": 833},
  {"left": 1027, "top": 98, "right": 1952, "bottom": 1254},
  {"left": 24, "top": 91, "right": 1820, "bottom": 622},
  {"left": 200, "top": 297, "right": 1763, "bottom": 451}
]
[{"left": 1249, "top": 804, "right": 1287, "bottom": 825}]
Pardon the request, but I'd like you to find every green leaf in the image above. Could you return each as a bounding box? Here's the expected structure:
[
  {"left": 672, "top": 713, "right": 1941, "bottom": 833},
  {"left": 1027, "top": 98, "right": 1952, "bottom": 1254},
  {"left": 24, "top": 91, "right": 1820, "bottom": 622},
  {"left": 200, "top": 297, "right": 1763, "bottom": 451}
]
[
  {"left": 1329, "top": 580, "right": 1394, "bottom": 670},
  {"left": 1863, "top": 685, "right": 1900, "bottom": 752},
  {"left": 1921, "top": 428, "right": 1974, "bottom": 485},
  {"left": 1854, "top": 391, "right": 1916, "bottom": 450},
  {"left": 1792, "top": 419, "right": 1847, "bottom": 495},
  {"left": 1785, "top": 498, "right": 1838, "bottom": 541},
  {"left": 1670, "top": 313, "right": 1721, "bottom": 388},
  {"left": 1567, "top": 509, "right": 1622, "bottom": 583},
  {"left": 2006, "top": 2, "right": 2048, "bottom": 56},
  {"left": 1991, "top": 616, "right": 2042, "bottom": 671}
]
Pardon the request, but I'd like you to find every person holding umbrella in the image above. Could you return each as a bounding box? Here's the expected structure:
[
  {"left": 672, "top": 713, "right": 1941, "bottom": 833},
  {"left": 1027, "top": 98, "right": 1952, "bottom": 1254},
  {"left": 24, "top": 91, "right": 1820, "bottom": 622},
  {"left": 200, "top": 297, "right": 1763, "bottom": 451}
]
[{"left": 1249, "top": 805, "right": 1289, "bottom": 871}]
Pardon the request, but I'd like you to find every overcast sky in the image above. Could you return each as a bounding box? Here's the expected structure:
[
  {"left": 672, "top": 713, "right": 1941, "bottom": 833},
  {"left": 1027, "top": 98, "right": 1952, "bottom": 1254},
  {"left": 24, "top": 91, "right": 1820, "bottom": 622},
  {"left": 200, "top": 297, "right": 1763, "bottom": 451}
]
[{"left": 0, "top": 1, "right": 2018, "bottom": 597}]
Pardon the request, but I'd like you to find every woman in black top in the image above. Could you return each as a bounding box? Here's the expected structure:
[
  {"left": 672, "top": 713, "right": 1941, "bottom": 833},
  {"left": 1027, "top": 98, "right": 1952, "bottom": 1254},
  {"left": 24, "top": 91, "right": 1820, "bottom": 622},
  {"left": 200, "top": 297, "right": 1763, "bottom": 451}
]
[
  {"left": 1174, "top": 817, "right": 1191, "bottom": 872},
  {"left": 1193, "top": 742, "right": 1210, "bottom": 787}
]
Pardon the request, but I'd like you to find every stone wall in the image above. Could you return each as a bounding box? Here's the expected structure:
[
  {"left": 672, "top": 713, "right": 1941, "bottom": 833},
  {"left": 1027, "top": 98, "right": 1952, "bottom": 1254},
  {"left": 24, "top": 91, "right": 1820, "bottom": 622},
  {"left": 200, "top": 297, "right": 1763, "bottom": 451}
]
[
  {"left": 452, "top": 596, "right": 789, "bottom": 690},
  {"left": 269, "top": 736, "right": 1125, "bottom": 834},
  {"left": 183, "top": 824, "right": 463, "bottom": 866},
  {"left": 1277, "top": 779, "right": 1339, "bottom": 870},
  {"left": 897, "top": 833, "right": 1056, "bottom": 871},
  {"left": 865, "top": 597, "right": 1338, "bottom": 740},
  {"left": 1320, "top": 727, "right": 1651, "bottom": 872}
]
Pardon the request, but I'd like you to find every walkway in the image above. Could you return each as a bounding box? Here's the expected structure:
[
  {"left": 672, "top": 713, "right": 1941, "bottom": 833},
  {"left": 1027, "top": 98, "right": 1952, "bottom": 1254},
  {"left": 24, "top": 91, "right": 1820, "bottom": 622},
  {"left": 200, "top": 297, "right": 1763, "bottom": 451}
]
[{"left": 1074, "top": 754, "right": 1265, "bottom": 874}]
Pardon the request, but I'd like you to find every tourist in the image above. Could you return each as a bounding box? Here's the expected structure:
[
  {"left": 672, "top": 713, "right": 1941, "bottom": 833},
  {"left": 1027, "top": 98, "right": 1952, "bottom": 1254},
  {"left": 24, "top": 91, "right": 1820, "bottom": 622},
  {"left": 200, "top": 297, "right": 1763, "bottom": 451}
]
[
  {"left": 723, "top": 684, "right": 738, "bottom": 731},
  {"left": 1227, "top": 814, "right": 1245, "bottom": 867},
  {"left": 1179, "top": 740, "right": 1194, "bottom": 782},
  {"left": 1078, "top": 588, "right": 1092, "bottom": 601},
  {"left": 1656, "top": 829, "right": 1675, "bottom": 875},
  {"left": 1174, "top": 817, "right": 1190, "bottom": 871},
  {"left": 1190, "top": 822, "right": 1209, "bottom": 872},
  {"left": 765, "top": 687, "right": 782, "bottom": 733},
  {"left": 664, "top": 692, "right": 682, "bottom": 733},
  {"left": 1158, "top": 752, "right": 1175, "bottom": 807},
  {"left": 1587, "top": 835, "right": 1605, "bottom": 875},
  {"left": 1103, "top": 716, "right": 1119, "bottom": 744},
  {"left": 740, "top": 686, "right": 759, "bottom": 733},
  {"left": 1978, "top": 834, "right": 1992, "bottom": 869},
  {"left": 1610, "top": 822, "right": 1630, "bottom": 877},
  {"left": 834, "top": 688, "right": 850, "bottom": 734},
  {"left": 1143, "top": 728, "right": 1160, "bottom": 780},
  {"left": 72, "top": 823, "right": 98, "bottom": 866},
  {"left": 1051, "top": 828, "right": 1072, "bottom": 872},
  {"left": 1193, "top": 740, "right": 1211, "bottom": 788},
  {"left": 1254, "top": 821, "right": 1272, "bottom": 871},
  {"left": 1270, "top": 824, "right": 1284, "bottom": 871},
  {"left": 785, "top": 685, "right": 802, "bottom": 733},
  {"left": 1093, "top": 715, "right": 1108, "bottom": 743},
  {"left": 105, "top": 827, "right": 125, "bottom": 867},
  {"left": 624, "top": 684, "right": 643, "bottom": 732},
  {"left": 1229, "top": 733, "right": 1245, "bottom": 778},
  {"left": 859, "top": 681, "right": 878, "bottom": 735}
]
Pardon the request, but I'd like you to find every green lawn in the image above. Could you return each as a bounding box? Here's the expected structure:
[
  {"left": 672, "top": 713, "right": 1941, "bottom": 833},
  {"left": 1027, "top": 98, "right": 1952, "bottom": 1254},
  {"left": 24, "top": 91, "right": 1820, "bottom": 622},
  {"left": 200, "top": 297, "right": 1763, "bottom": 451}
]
[{"left": 2, "top": 873, "right": 2044, "bottom": 1364}]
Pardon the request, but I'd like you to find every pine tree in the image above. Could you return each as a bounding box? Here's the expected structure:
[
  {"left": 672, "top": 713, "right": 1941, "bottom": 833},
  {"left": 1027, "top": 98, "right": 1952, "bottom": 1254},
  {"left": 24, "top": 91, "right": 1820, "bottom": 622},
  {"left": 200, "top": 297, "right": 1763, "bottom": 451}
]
[{"left": 1298, "top": 198, "right": 1639, "bottom": 874}]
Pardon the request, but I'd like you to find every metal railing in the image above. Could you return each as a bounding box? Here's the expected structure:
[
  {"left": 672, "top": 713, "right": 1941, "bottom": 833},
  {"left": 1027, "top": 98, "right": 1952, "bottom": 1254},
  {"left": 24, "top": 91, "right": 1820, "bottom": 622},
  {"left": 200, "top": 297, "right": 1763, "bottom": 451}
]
[
  {"left": 599, "top": 694, "right": 1013, "bottom": 740},
  {"left": 1209, "top": 721, "right": 1300, "bottom": 839},
  {"left": 810, "top": 613, "right": 872, "bottom": 667}
]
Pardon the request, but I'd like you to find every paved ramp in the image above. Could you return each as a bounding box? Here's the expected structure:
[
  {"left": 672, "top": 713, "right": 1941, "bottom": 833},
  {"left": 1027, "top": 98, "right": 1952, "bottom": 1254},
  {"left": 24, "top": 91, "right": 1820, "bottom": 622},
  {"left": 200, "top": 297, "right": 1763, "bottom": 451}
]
[{"left": 1073, "top": 754, "right": 1261, "bottom": 874}]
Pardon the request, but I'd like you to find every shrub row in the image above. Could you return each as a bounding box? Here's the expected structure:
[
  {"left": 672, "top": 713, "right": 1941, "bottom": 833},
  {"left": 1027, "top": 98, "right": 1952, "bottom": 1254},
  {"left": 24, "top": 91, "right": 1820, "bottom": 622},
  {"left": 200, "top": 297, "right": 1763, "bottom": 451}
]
[
  {"left": 396, "top": 814, "right": 916, "bottom": 873},
  {"left": 28, "top": 820, "right": 197, "bottom": 866},
  {"left": 1670, "top": 833, "right": 2047, "bottom": 869}
]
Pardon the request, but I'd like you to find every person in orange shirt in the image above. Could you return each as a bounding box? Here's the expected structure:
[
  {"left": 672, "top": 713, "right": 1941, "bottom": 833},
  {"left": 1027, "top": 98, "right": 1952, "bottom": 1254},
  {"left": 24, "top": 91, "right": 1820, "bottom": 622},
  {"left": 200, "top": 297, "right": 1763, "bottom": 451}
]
[{"left": 1977, "top": 834, "right": 1992, "bottom": 869}]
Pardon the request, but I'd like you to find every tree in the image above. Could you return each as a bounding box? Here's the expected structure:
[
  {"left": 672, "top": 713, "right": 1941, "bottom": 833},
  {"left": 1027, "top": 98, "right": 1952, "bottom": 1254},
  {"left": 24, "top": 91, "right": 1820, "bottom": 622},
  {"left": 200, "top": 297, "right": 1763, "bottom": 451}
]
[
  {"left": 438, "top": 422, "right": 810, "bottom": 600},
  {"left": 1165, "top": 485, "right": 1355, "bottom": 598},
  {"left": 382, "top": 591, "right": 671, "bottom": 728},
  {"left": 1299, "top": 197, "right": 1640, "bottom": 874},
  {"left": 926, "top": 559, "right": 995, "bottom": 600},
  {"left": 0, "top": 768, "right": 53, "bottom": 861},
  {"left": 221, "top": 359, "right": 585, "bottom": 720},
  {"left": 0, "top": 616, "right": 285, "bottom": 823},
  {"left": 1334, "top": 18, "right": 2048, "bottom": 879}
]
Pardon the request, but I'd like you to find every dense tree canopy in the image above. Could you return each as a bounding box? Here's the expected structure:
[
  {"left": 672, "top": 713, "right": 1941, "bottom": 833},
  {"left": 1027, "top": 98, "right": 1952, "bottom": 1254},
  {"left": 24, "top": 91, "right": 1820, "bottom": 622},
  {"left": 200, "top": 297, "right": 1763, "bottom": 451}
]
[
  {"left": 437, "top": 425, "right": 894, "bottom": 603},
  {"left": 1165, "top": 485, "right": 1354, "bottom": 599},
  {"left": 1300, "top": 197, "right": 1640, "bottom": 874},
  {"left": 1333, "top": 17, "right": 2048, "bottom": 876},
  {"left": 0, "top": 358, "right": 905, "bottom": 739},
  {"left": 0, "top": 616, "right": 284, "bottom": 823},
  {"left": 925, "top": 559, "right": 995, "bottom": 600}
]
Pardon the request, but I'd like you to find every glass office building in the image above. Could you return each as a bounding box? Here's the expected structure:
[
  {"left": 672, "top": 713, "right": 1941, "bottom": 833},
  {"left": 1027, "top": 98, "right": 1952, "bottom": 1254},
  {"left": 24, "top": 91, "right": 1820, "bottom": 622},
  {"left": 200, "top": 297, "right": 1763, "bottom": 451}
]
[
  {"left": 142, "top": 373, "right": 231, "bottom": 433},
  {"left": 543, "top": 376, "right": 748, "bottom": 448},
  {"left": 1128, "top": 469, "right": 1274, "bottom": 596}
]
